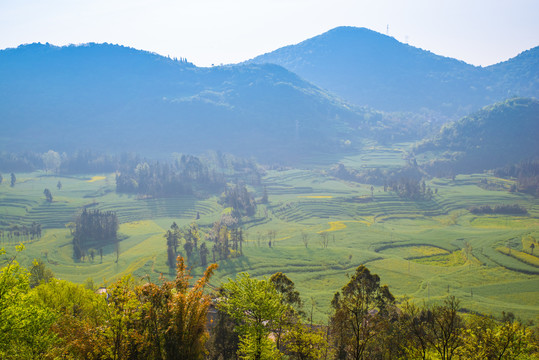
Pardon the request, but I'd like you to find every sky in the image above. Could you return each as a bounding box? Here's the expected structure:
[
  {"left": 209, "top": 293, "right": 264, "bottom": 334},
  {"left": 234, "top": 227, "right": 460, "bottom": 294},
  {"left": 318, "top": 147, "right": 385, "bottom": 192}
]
[{"left": 1, "top": 0, "right": 538, "bottom": 67}]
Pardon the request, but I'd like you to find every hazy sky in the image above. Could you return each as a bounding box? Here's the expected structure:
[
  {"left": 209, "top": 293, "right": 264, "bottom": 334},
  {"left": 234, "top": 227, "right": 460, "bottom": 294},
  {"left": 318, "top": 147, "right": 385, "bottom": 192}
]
[{"left": 1, "top": 0, "right": 538, "bottom": 67}]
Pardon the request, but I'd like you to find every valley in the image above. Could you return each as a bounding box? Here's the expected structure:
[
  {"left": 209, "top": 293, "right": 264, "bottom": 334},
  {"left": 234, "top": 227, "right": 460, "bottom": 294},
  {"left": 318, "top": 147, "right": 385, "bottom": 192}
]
[
  {"left": 1, "top": 21, "right": 538, "bottom": 357},
  {"left": 2, "top": 143, "right": 537, "bottom": 322}
]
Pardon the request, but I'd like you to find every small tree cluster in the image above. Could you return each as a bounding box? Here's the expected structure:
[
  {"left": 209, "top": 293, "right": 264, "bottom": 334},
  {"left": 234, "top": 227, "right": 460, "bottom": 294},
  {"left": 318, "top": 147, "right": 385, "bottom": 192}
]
[
  {"left": 220, "top": 183, "right": 257, "bottom": 217},
  {"left": 165, "top": 222, "right": 206, "bottom": 270},
  {"left": 388, "top": 178, "right": 434, "bottom": 200},
  {"left": 72, "top": 208, "right": 119, "bottom": 260},
  {"left": 43, "top": 188, "right": 53, "bottom": 202},
  {"left": 207, "top": 220, "right": 244, "bottom": 262}
]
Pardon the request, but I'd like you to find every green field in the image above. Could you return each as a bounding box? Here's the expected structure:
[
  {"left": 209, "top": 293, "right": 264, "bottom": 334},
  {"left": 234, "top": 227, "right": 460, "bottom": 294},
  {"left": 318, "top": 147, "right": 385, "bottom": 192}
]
[{"left": 1, "top": 146, "right": 538, "bottom": 323}]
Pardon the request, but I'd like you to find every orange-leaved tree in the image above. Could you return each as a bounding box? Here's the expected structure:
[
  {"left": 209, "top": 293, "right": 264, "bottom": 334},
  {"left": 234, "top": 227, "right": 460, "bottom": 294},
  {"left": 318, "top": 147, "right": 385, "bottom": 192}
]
[{"left": 136, "top": 256, "right": 218, "bottom": 360}]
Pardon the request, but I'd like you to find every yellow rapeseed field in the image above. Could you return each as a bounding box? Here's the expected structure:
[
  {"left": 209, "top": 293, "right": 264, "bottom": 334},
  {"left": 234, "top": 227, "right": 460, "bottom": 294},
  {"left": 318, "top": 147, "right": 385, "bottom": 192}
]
[
  {"left": 321, "top": 221, "right": 347, "bottom": 233},
  {"left": 408, "top": 246, "right": 449, "bottom": 257},
  {"left": 297, "top": 195, "right": 333, "bottom": 199},
  {"left": 318, "top": 219, "right": 374, "bottom": 234},
  {"left": 86, "top": 176, "right": 106, "bottom": 182},
  {"left": 497, "top": 246, "right": 539, "bottom": 267}
]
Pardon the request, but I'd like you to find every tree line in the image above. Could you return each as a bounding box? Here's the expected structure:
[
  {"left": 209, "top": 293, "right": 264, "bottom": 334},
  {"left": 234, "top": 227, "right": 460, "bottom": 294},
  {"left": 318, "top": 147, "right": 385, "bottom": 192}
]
[
  {"left": 0, "top": 222, "right": 42, "bottom": 243},
  {"left": 116, "top": 155, "right": 225, "bottom": 197},
  {"left": 1, "top": 248, "right": 537, "bottom": 359},
  {"left": 0, "top": 150, "right": 138, "bottom": 174},
  {"left": 469, "top": 204, "right": 528, "bottom": 215},
  {"left": 330, "top": 163, "right": 436, "bottom": 200}
]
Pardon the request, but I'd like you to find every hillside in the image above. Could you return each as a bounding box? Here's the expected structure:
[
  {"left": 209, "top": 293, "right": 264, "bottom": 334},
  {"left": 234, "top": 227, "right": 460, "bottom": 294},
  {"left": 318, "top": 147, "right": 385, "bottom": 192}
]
[
  {"left": 247, "top": 27, "right": 539, "bottom": 116},
  {"left": 0, "top": 43, "right": 369, "bottom": 162},
  {"left": 414, "top": 97, "right": 539, "bottom": 175}
]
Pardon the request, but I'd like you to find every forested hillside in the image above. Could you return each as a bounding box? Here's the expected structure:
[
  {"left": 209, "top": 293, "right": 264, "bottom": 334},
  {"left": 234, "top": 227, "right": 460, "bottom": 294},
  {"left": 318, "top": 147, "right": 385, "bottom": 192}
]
[
  {"left": 414, "top": 98, "right": 539, "bottom": 175},
  {"left": 0, "top": 43, "right": 369, "bottom": 162}
]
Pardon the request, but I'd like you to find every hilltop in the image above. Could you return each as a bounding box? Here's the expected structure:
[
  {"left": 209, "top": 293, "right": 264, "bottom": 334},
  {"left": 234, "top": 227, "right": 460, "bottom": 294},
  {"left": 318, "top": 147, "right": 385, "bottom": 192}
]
[
  {"left": 247, "top": 26, "right": 539, "bottom": 116},
  {"left": 0, "top": 43, "right": 369, "bottom": 162}
]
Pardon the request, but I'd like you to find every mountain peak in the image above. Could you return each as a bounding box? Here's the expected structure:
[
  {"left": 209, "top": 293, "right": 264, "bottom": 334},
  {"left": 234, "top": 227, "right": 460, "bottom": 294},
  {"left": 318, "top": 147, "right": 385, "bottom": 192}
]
[{"left": 247, "top": 27, "right": 538, "bottom": 116}]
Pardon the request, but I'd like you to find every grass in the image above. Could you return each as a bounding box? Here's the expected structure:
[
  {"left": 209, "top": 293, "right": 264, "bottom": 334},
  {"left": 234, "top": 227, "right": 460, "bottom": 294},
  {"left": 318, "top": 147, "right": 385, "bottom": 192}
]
[{"left": 1, "top": 146, "right": 539, "bottom": 322}]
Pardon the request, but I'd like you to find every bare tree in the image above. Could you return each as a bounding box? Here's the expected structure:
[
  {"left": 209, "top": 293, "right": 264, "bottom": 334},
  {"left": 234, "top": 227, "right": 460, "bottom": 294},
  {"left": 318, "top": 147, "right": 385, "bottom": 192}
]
[
  {"left": 115, "top": 240, "right": 120, "bottom": 263},
  {"left": 301, "top": 231, "right": 310, "bottom": 249},
  {"left": 426, "top": 296, "right": 464, "bottom": 360},
  {"left": 319, "top": 232, "right": 330, "bottom": 249}
]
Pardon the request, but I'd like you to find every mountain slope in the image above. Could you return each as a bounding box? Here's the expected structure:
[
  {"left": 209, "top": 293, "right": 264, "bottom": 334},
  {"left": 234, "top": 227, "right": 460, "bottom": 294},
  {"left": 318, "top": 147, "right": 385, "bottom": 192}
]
[
  {"left": 0, "top": 43, "right": 367, "bottom": 161},
  {"left": 247, "top": 26, "right": 539, "bottom": 116},
  {"left": 414, "top": 97, "right": 539, "bottom": 174}
]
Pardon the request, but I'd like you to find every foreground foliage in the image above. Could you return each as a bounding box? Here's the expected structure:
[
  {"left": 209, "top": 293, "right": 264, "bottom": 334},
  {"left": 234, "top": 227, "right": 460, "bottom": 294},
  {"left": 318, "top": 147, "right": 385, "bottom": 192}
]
[{"left": 0, "top": 246, "right": 538, "bottom": 359}]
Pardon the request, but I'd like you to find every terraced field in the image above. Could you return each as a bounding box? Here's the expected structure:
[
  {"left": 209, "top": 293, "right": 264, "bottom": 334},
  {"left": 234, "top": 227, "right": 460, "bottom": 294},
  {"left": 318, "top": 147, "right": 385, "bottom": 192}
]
[{"left": 1, "top": 146, "right": 538, "bottom": 322}]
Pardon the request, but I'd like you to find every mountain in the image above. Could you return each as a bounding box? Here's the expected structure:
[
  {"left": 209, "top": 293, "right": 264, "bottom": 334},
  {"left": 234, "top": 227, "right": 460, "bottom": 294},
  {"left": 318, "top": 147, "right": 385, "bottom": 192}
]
[
  {"left": 247, "top": 27, "right": 539, "bottom": 117},
  {"left": 413, "top": 97, "right": 539, "bottom": 175},
  {"left": 0, "top": 43, "right": 368, "bottom": 162}
]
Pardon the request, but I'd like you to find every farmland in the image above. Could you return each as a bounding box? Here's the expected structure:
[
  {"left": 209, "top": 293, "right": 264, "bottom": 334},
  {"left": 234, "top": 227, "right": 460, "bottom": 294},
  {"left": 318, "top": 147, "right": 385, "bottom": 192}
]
[{"left": 1, "top": 145, "right": 538, "bottom": 322}]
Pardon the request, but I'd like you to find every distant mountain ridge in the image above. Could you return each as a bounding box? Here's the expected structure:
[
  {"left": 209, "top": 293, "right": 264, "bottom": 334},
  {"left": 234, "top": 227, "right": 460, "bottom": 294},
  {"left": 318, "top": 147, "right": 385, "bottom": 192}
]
[
  {"left": 247, "top": 26, "right": 539, "bottom": 116},
  {"left": 2, "top": 31, "right": 537, "bottom": 162},
  {"left": 0, "top": 42, "right": 368, "bottom": 161}
]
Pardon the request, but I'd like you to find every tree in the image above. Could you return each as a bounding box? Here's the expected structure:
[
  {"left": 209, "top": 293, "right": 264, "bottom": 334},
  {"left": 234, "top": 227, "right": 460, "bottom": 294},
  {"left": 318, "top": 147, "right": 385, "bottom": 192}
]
[
  {"left": 459, "top": 314, "right": 536, "bottom": 360},
  {"left": 114, "top": 239, "right": 120, "bottom": 263},
  {"left": 301, "top": 232, "right": 309, "bottom": 249},
  {"left": 270, "top": 272, "right": 302, "bottom": 312},
  {"left": 103, "top": 275, "right": 142, "bottom": 360},
  {"left": 10, "top": 173, "right": 15, "bottom": 187},
  {"left": 32, "top": 278, "right": 109, "bottom": 359},
  {"left": 330, "top": 265, "right": 395, "bottom": 360},
  {"left": 57, "top": 180, "right": 62, "bottom": 190},
  {"left": 220, "top": 273, "right": 287, "bottom": 360},
  {"left": 531, "top": 242, "right": 535, "bottom": 255},
  {"left": 270, "top": 272, "right": 303, "bottom": 351},
  {"left": 319, "top": 232, "right": 330, "bottom": 249},
  {"left": 43, "top": 188, "right": 53, "bottom": 202},
  {"left": 425, "top": 296, "right": 464, "bottom": 360},
  {"left": 42, "top": 150, "right": 61, "bottom": 173},
  {"left": 0, "top": 245, "right": 58, "bottom": 358},
  {"left": 184, "top": 239, "right": 194, "bottom": 260},
  {"left": 136, "top": 256, "right": 218, "bottom": 360},
  {"left": 282, "top": 321, "right": 328, "bottom": 360},
  {"left": 206, "top": 289, "right": 241, "bottom": 360},
  {"left": 261, "top": 186, "right": 268, "bottom": 204},
  {"left": 399, "top": 301, "right": 431, "bottom": 360},
  {"left": 200, "top": 242, "right": 209, "bottom": 267},
  {"left": 29, "top": 259, "right": 54, "bottom": 288}
]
